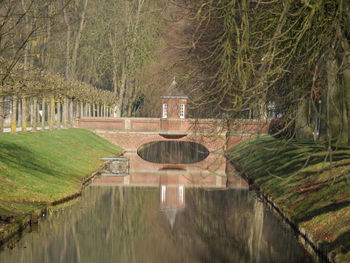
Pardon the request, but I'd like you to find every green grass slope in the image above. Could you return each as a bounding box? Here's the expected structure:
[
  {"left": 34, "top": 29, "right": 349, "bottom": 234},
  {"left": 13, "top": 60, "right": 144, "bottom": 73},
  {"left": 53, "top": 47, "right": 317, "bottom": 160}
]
[
  {"left": 227, "top": 135, "right": 350, "bottom": 262},
  {"left": 0, "top": 129, "right": 122, "bottom": 219}
]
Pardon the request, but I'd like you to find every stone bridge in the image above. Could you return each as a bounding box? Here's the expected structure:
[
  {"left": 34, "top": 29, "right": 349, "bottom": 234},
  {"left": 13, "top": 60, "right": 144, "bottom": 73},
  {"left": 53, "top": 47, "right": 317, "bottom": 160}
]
[{"left": 78, "top": 117, "right": 268, "bottom": 152}]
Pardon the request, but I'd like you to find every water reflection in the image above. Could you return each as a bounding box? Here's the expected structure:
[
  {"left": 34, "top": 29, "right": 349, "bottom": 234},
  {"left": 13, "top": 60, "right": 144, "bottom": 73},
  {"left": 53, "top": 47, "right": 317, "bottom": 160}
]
[{"left": 0, "top": 152, "right": 313, "bottom": 263}]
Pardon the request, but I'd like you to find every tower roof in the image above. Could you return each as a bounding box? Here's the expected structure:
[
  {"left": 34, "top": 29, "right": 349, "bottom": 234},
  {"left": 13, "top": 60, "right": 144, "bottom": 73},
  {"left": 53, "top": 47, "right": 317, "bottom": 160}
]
[
  {"left": 161, "top": 77, "right": 187, "bottom": 98},
  {"left": 160, "top": 207, "right": 184, "bottom": 230}
]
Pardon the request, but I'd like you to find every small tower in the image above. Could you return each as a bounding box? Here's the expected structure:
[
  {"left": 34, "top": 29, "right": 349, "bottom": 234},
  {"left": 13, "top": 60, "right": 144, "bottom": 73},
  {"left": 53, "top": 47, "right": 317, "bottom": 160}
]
[{"left": 161, "top": 77, "right": 188, "bottom": 119}]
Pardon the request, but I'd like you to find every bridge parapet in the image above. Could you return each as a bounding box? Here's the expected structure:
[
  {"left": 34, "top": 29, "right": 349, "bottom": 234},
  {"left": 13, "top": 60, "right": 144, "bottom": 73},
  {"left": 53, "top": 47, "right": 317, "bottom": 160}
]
[
  {"left": 77, "top": 117, "right": 269, "bottom": 152},
  {"left": 79, "top": 117, "right": 268, "bottom": 133}
]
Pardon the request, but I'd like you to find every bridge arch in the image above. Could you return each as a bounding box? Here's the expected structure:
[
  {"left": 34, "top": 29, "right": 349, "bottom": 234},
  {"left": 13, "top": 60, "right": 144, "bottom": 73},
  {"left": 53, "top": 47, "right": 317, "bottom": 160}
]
[
  {"left": 137, "top": 140, "right": 210, "bottom": 164},
  {"left": 94, "top": 131, "right": 226, "bottom": 153}
]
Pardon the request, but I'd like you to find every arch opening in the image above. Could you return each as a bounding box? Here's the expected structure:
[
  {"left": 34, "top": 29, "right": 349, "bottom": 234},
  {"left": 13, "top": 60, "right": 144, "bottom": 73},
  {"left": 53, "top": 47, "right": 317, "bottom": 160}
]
[{"left": 137, "top": 141, "right": 209, "bottom": 164}]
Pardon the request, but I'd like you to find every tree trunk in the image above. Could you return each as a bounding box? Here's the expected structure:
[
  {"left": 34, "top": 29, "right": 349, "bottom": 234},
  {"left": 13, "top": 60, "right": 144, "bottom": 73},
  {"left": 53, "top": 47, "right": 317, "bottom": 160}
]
[
  {"left": 44, "top": 3, "right": 52, "bottom": 71},
  {"left": 30, "top": 100, "right": 33, "bottom": 126},
  {"left": 11, "top": 96, "right": 17, "bottom": 133},
  {"left": 115, "top": 66, "right": 127, "bottom": 117},
  {"left": 18, "top": 99, "right": 22, "bottom": 128},
  {"left": 326, "top": 55, "right": 343, "bottom": 142},
  {"left": 71, "top": 0, "right": 89, "bottom": 79},
  {"left": 343, "top": 37, "right": 350, "bottom": 144},
  {"left": 42, "top": 98, "right": 46, "bottom": 130},
  {"left": 80, "top": 102, "right": 84, "bottom": 118},
  {"left": 0, "top": 96, "right": 4, "bottom": 133},
  {"left": 22, "top": 97, "right": 27, "bottom": 132},
  {"left": 84, "top": 103, "right": 87, "bottom": 117},
  {"left": 63, "top": 7, "right": 71, "bottom": 80},
  {"left": 69, "top": 99, "right": 74, "bottom": 127},
  {"left": 49, "top": 96, "right": 55, "bottom": 130},
  {"left": 344, "top": 60, "right": 350, "bottom": 144},
  {"left": 32, "top": 97, "right": 37, "bottom": 132},
  {"left": 126, "top": 82, "right": 136, "bottom": 117},
  {"left": 21, "top": 0, "right": 31, "bottom": 74},
  {"left": 111, "top": 46, "right": 118, "bottom": 95},
  {"left": 56, "top": 101, "right": 61, "bottom": 129},
  {"left": 47, "top": 99, "right": 51, "bottom": 126},
  {"left": 295, "top": 99, "right": 312, "bottom": 139},
  {"left": 258, "top": 99, "right": 267, "bottom": 121},
  {"left": 88, "top": 103, "right": 91, "bottom": 117},
  {"left": 63, "top": 97, "right": 68, "bottom": 128}
]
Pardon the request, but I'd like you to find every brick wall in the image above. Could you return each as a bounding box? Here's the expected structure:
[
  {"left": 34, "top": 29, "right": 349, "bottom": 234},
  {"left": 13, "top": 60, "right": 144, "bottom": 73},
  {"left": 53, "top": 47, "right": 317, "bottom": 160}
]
[
  {"left": 130, "top": 119, "right": 160, "bottom": 130},
  {"left": 78, "top": 118, "right": 125, "bottom": 130}
]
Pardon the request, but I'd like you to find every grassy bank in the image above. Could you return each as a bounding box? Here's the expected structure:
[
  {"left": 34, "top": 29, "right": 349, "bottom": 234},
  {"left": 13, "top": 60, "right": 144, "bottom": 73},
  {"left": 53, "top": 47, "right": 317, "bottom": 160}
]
[
  {"left": 0, "top": 129, "right": 122, "bottom": 228},
  {"left": 227, "top": 135, "right": 350, "bottom": 262}
]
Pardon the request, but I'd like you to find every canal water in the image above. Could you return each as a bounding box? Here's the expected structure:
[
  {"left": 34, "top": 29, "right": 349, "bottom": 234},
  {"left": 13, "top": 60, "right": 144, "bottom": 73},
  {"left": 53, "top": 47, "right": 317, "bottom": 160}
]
[{"left": 0, "top": 143, "right": 313, "bottom": 263}]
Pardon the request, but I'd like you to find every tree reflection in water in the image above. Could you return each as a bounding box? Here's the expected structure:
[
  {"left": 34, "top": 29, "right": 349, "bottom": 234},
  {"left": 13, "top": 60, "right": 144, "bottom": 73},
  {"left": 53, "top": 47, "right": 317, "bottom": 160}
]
[
  {"left": 0, "top": 150, "right": 312, "bottom": 262},
  {"left": 1, "top": 183, "right": 312, "bottom": 263}
]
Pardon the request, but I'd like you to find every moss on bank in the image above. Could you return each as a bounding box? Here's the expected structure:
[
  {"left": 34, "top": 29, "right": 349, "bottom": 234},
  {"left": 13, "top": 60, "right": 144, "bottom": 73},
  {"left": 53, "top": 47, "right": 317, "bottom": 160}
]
[
  {"left": 0, "top": 129, "right": 122, "bottom": 227},
  {"left": 227, "top": 136, "right": 350, "bottom": 262}
]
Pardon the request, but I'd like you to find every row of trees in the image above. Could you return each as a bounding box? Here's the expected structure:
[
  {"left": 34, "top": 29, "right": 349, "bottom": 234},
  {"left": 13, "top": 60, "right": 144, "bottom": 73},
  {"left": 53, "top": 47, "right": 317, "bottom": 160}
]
[
  {"left": 1, "top": 0, "right": 169, "bottom": 121},
  {"left": 177, "top": 0, "right": 350, "bottom": 144},
  {"left": 0, "top": 58, "right": 115, "bottom": 133}
]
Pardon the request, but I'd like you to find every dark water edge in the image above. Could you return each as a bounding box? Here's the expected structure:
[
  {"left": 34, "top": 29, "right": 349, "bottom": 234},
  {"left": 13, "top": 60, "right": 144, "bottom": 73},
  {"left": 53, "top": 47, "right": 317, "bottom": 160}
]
[{"left": 0, "top": 186, "right": 313, "bottom": 263}]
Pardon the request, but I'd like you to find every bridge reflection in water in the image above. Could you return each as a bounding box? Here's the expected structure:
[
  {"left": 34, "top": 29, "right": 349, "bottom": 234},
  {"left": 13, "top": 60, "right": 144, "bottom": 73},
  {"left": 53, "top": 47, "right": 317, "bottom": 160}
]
[
  {"left": 93, "top": 152, "right": 239, "bottom": 188},
  {"left": 93, "top": 151, "right": 249, "bottom": 229}
]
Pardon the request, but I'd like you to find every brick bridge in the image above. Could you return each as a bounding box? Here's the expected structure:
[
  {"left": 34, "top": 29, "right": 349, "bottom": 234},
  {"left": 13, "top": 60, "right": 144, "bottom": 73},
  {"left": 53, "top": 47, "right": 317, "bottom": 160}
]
[{"left": 78, "top": 117, "right": 268, "bottom": 152}]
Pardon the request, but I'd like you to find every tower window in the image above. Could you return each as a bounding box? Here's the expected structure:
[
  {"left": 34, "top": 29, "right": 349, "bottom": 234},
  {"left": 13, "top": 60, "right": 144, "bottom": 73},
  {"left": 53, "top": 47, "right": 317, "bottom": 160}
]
[
  {"left": 163, "top": 103, "right": 168, "bottom": 118},
  {"left": 180, "top": 104, "right": 185, "bottom": 119}
]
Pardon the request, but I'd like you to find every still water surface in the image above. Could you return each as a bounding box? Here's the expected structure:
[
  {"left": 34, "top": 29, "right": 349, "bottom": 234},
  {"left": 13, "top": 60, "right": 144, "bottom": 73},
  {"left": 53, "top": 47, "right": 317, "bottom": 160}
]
[{"left": 0, "top": 148, "right": 313, "bottom": 263}]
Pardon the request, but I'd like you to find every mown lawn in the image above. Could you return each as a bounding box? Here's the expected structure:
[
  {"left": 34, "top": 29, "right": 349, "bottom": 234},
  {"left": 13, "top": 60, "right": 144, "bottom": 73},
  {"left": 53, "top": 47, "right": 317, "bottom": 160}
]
[
  {"left": 0, "top": 128, "right": 122, "bottom": 219},
  {"left": 227, "top": 135, "right": 350, "bottom": 262}
]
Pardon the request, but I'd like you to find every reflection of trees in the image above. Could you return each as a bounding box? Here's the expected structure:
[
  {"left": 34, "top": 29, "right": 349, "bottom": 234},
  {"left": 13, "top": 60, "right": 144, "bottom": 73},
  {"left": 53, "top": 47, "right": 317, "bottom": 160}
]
[
  {"left": 178, "top": 189, "right": 309, "bottom": 263},
  {"left": 1, "top": 187, "right": 310, "bottom": 263},
  {"left": 1, "top": 186, "right": 156, "bottom": 262},
  {"left": 248, "top": 199, "right": 264, "bottom": 262}
]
